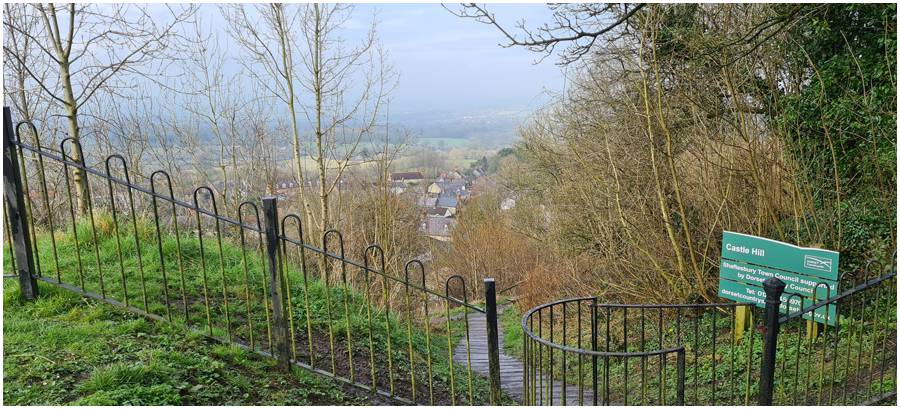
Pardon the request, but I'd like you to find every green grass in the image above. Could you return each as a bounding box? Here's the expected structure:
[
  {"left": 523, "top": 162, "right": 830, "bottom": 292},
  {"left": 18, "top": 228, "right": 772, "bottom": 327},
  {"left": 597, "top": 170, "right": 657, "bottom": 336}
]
[
  {"left": 3, "top": 282, "right": 370, "bottom": 405},
  {"left": 500, "top": 304, "right": 523, "bottom": 355},
  {"left": 5, "top": 213, "right": 504, "bottom": 405}
]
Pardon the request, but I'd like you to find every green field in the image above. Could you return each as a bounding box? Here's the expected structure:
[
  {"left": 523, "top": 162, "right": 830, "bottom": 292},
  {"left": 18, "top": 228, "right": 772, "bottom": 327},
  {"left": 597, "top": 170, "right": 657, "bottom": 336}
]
[{"left": 417, "top": 137, "right": 471, "bottom": 149}]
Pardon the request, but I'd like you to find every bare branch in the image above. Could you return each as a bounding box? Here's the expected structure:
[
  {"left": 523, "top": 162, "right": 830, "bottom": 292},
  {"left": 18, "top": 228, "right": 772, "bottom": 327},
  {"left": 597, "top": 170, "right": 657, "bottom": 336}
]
[{"left": 445, "top": 3, "right": 645, "bottom": 65}]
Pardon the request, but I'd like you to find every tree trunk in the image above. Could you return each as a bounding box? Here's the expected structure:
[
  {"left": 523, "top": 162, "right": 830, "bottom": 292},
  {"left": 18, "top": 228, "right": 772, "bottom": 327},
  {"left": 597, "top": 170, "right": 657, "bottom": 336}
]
[
  {"left": 273, "top": 3, "right": 315, "bottom": 236},
  {"left": 313, "top": 4, "right": 330, "bottom": 236},
  {"left": 59, "top": 58, "right": 90, "bottom": 217}
]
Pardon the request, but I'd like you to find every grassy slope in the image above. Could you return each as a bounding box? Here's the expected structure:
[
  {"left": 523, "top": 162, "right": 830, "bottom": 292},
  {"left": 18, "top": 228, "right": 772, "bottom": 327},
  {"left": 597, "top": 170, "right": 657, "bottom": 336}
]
[
  {"left": 2, "top": 283, "right": 374, "bottom": 405},
  {"left": 4, "top": 213, "right": 500, "bottom": 405}
]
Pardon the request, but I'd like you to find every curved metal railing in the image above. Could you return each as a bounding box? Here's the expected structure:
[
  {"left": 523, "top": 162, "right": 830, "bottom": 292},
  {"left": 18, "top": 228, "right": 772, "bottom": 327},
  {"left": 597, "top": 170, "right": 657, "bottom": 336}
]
[{"left": 522, "top": 297, "right": 759, "bottom": 405}]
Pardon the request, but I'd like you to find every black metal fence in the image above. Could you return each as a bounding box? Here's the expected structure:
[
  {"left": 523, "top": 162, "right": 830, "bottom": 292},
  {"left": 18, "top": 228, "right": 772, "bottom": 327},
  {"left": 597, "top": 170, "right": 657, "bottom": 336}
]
[
  {"left": 521, "top": 267, "right": 897, "bottom": 406},
  {"left": 2, "top": 107, "right": 506, "bottom": 405},
  {"left": 763, "top": 265, "right": 897, "bottom": 405},
  {"left": 522, "top": 299, "right": 756, "bottom": 405}
]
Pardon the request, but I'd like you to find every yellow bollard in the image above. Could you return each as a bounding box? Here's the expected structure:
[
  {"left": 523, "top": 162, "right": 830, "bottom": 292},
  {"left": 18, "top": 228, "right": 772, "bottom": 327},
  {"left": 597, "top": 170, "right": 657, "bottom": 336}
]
[
  {"left": 806, "top": 319, "right": 820, "bottom": 340},
  {"left": 734, "top": 305, "right": 752, "bottom": 342}
]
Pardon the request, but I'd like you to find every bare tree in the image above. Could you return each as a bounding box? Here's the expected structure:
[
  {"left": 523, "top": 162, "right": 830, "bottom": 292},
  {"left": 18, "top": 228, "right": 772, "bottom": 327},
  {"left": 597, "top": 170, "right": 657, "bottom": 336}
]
[
  {"left": 84, "top": 91, "right": 156, "bottom": 179},
  {"left": 224, "top": 4, "right": 396, "bottom": 236},
  {"left": 221, "top": 4, "right": 315, "bottom": 224},
  {"left": 242, "top": 99, "right": 281, "bottom": 197},
  {"left": 162, "top": 109, "right": 208, "bottom": 194},
  {"left": 3, "top": 3, "right": 195, "bottom": 215},
  {"left": 296, "top": 4, "right": 397, "bottom": 234},
  {"left": 363, "top": 100, "right": 414, "bottom": 250},
  {"left": 3, "top": 3, "right": 54, "bottom": 129},
  {"left": 3, "top": 3, "right": 61, "bottom": 223},
  {"left": 170, "top": 17, "right": 257, "bottom": 213}
]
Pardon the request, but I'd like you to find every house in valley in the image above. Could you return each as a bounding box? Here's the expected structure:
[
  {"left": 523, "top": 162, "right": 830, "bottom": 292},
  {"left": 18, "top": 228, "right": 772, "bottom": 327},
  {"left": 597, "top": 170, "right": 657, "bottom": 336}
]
[
  {"left": 439, "top": 170, "right": 464, "bottom": 181},
  {"left": 390, "top": 171, "right": 425, "bottom": 184},
  {"left": 274, "top": 178, "right": 299, "bottom": 191},
  {"left": 425, "top": 206, "right": 454, "bottom": 218},
  {"left": 390, "top": 171, "right": 425, "bottom": 194},
  {"left": 427, "top": 179, "right": 466, "bottom": 196},
  {"left": 421, "top": 216, "right": 456, "bottom": 241}
]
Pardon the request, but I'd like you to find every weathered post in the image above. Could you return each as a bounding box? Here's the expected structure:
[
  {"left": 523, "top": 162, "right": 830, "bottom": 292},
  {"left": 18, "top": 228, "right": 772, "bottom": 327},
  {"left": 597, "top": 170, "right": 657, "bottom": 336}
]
[
  {"left": 758, "top": 277, "right": 786, "bottom": 405},
  {"left": 262, "top": 197, "right": 291, "bottom": 370},
  {"left": 484, "top": 278, "right": 502, "bottom": 405},
  {"left": 3, "top": 106, "right": 38, "bottom": 300}
]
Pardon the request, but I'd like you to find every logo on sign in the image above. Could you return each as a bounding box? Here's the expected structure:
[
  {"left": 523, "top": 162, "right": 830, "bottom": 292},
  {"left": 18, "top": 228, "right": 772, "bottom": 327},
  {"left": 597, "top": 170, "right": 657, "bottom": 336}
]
[{"left": 804, "top": 255, "right": 833, "bottom": 273}]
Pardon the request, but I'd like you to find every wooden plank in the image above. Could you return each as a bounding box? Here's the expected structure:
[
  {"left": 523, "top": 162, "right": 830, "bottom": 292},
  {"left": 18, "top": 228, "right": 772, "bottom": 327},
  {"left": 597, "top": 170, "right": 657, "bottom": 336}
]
[{"left": 451, "top": 312, "right": 598, "bottom": 405}]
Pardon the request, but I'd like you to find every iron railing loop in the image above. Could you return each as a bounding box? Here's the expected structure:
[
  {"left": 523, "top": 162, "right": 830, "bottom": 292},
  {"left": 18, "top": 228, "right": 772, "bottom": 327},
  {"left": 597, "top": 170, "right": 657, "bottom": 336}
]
[
  {"left": 14, "top": 121, "right": 38, "bottom": 146},
  {"left": 15, "top": 139, "right": 263, "bottom": 232}
]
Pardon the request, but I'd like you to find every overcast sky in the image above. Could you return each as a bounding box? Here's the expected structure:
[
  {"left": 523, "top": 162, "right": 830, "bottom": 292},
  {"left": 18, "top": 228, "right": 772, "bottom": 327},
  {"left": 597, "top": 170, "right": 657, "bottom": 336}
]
[
  {"left": 354, "top": 4, "right": 565, "bottom": 113},
  {"left": 201, "top": 3, "right": 565, "bottom": 115}
]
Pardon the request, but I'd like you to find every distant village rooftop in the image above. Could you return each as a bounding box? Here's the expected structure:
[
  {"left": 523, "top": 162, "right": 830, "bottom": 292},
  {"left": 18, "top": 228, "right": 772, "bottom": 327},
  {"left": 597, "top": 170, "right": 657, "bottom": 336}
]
[{"left": 390, "top": 171, "right": 424, "bottom": 182}]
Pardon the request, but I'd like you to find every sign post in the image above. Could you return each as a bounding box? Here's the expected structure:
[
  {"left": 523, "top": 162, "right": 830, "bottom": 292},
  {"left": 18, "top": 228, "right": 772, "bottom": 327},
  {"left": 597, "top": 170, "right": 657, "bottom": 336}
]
[{"left": 717, "top": 231, "right": 840, "bottom": 332}]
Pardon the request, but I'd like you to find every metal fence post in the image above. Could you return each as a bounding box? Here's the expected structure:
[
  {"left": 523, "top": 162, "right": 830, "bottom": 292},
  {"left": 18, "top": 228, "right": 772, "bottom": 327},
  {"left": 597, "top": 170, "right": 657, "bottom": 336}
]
[
  {"left": 758, "top": 277, "right": 785, "bottom": 405},
  {"left": 484, "top": 278, "right": 502, "bottom": 404},
  {"left": 676, "top": 348, "right": 686, "bottom": 405},
  {"left": 3, "top": 106, "right": 38, "bottom": 300},
  {"left": 262, "top": 197, "right": 291, "bottom": 370}
]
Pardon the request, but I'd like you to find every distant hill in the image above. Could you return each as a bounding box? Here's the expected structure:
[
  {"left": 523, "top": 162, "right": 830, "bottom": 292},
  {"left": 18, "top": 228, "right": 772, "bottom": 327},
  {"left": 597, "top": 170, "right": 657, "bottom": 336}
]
[
  {"left": 392, "top": 107, "right": 531, "bottom": 149},
  {"left": 97, "top": 106, "right": 533, "bottom": 165}
]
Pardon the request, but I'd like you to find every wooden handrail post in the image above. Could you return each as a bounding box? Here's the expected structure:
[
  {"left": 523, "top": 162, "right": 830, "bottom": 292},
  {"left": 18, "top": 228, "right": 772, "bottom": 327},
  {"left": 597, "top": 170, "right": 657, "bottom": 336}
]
[{"left": 262, "top": 196, "right": 291, "bottom": 370}]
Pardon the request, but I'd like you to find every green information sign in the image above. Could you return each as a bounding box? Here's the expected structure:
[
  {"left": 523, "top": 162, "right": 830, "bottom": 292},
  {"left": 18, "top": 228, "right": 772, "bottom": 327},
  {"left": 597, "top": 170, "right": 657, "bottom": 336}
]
[
  {"left": 718, "top": 278, "right": 837, "bottom": 325},
  {"left": 719, "top": 260, "right": 837, "bottom": 300},
  {"left": 718, "top": 231, "right": 840, "bottom": 326}
]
